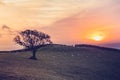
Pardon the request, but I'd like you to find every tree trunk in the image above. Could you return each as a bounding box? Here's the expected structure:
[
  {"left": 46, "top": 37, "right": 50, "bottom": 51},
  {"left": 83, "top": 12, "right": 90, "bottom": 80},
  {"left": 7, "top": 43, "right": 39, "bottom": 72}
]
[{"left": 29, "top": 49, "right": 37, "bottom": 60}]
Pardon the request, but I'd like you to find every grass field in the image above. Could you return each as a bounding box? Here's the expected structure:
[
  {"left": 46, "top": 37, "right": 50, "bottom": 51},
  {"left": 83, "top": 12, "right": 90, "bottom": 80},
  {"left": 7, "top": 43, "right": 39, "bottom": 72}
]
[{"left": 0, "top": 44, "right": 120, "bottom": 80}]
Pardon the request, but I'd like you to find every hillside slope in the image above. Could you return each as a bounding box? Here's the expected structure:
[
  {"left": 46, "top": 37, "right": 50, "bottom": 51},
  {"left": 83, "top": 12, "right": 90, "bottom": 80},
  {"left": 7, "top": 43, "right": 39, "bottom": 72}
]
[{"left": 0, "top": 45, "right": 120, "bottom": 80}]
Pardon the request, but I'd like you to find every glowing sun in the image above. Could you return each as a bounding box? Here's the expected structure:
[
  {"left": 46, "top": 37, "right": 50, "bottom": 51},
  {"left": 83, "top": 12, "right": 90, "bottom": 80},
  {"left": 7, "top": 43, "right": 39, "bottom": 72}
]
[
  {"left": 90, "top": 32, "right": 105, "bottom": 42},
  {"left": 92, "top": 35, "right": 104, "bottom": 41}
]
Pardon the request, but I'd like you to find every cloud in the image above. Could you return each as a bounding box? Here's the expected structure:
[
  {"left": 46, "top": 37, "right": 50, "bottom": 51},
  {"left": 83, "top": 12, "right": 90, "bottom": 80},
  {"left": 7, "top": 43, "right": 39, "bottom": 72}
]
[
  {"left": 41, "top": 1, "right": 120, "bottom": 44},
  {"left": 0, "top": 0, "right": 4, "bottom": 5},
  {"left": 2, "top": 25, "right": 10, "bottom": 30},
  {"left": 1, "top": 25, "right": 18, "bottom": 36},
  {"left": 0, "top": 0, "right": 110, "bottom": 29}
]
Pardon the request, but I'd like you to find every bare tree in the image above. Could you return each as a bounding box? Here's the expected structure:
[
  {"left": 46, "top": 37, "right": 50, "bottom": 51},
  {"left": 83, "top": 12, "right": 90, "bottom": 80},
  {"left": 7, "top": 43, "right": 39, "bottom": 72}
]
[{"left": 14, "top": 29, "right": 52, "bottom": 60}]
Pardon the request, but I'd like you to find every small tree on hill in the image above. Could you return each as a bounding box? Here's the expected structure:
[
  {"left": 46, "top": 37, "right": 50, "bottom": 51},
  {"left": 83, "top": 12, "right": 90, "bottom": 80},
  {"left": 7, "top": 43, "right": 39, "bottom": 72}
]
[{"left": 14, "top": 29, "right": 52, "bottom": 60}]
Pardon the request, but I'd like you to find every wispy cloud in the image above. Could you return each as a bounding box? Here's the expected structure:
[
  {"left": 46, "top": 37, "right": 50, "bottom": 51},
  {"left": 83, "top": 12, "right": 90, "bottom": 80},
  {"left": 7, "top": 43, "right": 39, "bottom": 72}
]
[
  {"left": 2, "top": 25, "right": 10, "bottom": 30},
  {"left": 0, "top": 25, "right": 18, "bottom": 36},
  {"left": 0, "top": 0, "right": 110, "bottom": 28},
  {"left": 41, "top": 0, "right": 120, "bottom": 44},
  {"left": 0, "top": 0, "right": 4, "bottom": 5}
]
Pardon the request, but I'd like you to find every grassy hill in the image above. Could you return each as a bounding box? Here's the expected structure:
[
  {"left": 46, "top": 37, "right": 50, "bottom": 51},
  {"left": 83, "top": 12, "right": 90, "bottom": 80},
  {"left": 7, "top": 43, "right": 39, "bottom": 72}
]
[{"left": 0, "top": 44, "right": 120, "bottom": 80}]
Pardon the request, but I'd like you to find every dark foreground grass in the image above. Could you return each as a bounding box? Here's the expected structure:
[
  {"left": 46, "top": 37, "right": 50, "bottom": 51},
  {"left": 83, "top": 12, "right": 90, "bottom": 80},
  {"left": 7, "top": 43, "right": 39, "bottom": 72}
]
[{"left": 0, "top": 45, "right": 120, "bottom": 80}]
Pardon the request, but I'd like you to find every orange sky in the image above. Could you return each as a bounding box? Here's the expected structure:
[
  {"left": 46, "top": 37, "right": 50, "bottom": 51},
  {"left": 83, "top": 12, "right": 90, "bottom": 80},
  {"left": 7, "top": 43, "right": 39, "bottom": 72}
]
[{"left": 0, "top": 0, "right": 120, "bottom": 50}]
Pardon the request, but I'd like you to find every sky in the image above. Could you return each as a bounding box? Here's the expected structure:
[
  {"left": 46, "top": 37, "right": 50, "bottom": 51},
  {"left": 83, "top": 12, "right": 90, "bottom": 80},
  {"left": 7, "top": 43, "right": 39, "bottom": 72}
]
[{"left": 0, "top": 0, "right": 120, "bottom": 50}]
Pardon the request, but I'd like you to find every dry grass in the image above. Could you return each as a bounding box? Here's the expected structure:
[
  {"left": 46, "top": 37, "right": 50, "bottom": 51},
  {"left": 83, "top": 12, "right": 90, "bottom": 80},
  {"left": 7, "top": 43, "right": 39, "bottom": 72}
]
[{"left": 0, "top": 45, "right": 120, "bottom": 80}]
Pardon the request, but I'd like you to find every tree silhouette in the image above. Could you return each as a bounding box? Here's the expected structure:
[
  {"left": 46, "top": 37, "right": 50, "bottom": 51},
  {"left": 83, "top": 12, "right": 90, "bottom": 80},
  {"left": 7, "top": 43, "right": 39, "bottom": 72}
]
[{"left": 14, "top": 29, "right": 52, "bottom": 60}]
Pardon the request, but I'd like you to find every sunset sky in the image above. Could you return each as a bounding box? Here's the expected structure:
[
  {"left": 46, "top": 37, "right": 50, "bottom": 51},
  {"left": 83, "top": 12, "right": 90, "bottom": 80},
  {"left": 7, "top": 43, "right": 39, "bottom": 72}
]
[{"left": 0, "top": 0, "right": 120, "bottom": 50}]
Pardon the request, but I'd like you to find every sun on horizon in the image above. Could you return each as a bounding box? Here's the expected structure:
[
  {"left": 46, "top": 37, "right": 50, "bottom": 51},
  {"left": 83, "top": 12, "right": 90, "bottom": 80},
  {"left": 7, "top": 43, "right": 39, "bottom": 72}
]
[
  {"left": 88, "top": 31, "right": 105, "bottom": 42},
  {"left": 92, "top": 35, "right": 104, "bottom": 41}
]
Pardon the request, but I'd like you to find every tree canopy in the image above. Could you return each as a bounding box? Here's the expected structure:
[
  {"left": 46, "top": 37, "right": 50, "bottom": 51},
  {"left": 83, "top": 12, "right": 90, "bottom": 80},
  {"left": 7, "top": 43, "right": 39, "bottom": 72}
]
[
  {"left": 14, "top": 29, "right": 52, "bottom": 60},
  {"left": 14, "top": 29, "right": 52, "bottom": 49}
]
